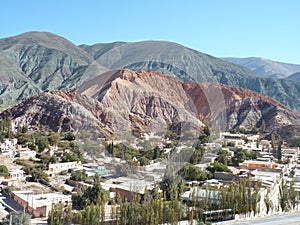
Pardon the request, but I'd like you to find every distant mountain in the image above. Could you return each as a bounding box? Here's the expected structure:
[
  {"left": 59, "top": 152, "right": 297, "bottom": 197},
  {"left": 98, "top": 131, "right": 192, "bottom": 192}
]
[
  {"left": 1, "top": 69, "right": 299, "bottom": 135},
  {"left": 286, "top": 72, "right": 300, "bottom": 82},
  {"left": 0, "top": 31, "right": 107, "bottom": 109},
  {"left": 80, "top": 41, "right": 300, "bottom": 113},
  {"left": 222, "top": 57, "right": 300, "bottom": 79}
]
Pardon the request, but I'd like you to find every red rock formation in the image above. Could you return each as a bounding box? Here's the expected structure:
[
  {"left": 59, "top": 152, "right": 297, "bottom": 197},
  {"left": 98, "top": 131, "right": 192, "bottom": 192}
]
[{"left": 1, "top": 69, "right": 299, "bottom": 136}]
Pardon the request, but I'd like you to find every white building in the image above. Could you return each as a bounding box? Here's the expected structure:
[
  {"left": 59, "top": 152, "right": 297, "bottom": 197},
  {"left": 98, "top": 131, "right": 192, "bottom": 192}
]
[
  {"left": 11, "top": 191, "right": 71, "bottom": 218},
  {"left": 48, "top": 161, "right": 82, "bottom": 174}
]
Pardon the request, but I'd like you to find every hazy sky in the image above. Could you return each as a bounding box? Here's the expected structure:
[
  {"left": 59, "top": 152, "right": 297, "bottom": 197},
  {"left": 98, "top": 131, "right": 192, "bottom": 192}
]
[{"left": 1, "top": 0, "right": 299, "bottom": 63}]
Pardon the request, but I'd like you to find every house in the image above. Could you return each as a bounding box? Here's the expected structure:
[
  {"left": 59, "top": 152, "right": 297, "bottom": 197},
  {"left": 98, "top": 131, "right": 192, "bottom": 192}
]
[
  {"left": 6, "top": 169, "right": 25, "bottom": 180},
  {"left": 15, "top": 148, "right": 36, "bottom": 159},
  {"left": 48, "top": 161, "right": 82, "bottom": 175},
  {"left": 239, "top": 159, "right": 277, "bottom": 170},
  {"left": 0, "top": 139, "right": 17, "bottom": 151},
  {"left": 11, "top": 191, "right": 71, "bottom": 218},
  {"left": 221, "top": 132, "right": 245, "bottom": 147},
  {"left": 239, "top": 159, "right": 287, "bottom": 175},
  {"left": 102, "top": 177, "right": 155, "bottom": 201}
]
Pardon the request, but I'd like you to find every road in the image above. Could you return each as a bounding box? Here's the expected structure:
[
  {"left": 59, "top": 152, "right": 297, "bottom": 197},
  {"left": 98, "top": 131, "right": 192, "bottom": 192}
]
[
  {"left": 228, "top": 212, "right": 300, "bottom": 225},
  {"left": 0, "top": 191, "right": 23, "bottom": 212}
]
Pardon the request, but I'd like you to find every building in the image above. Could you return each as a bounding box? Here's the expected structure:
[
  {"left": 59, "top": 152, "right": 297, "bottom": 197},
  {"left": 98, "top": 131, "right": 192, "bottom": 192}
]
[
  {"left": 0, "top": 138, "right": 17, "bottom": 151},
  {"left": 102, "top": 177, "right": 155, "bottom": 201},
  {"left": 221, "top": 132, "right": 245, "bottom": 147},
  {"left": 11, "top": 191, "right": 71, "bottom": 218},
  {"left": 239, "top": 159, "right": 287, "bottom": 175},
  {"left": 15, "top": 148, "right": 36, "bottom": 159},
  {"left": 6, "top": 168, "right": 25, "bottom": 180},
  {"left": 48, "top": 161, "right": 82, "bottom": 175},
  {"left": 239, "top": 159, "right": 277, "bottom": 170}
]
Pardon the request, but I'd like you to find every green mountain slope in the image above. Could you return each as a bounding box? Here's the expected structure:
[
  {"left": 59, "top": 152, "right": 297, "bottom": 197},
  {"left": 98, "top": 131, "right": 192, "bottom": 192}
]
[{"left": 0, "top": 31, "right": 107, "bottom": 109}]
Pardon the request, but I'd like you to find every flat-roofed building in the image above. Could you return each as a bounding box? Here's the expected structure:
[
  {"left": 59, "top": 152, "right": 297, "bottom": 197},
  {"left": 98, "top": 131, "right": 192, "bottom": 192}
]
[
  {"left": 6, "top": 168, "right": 25, "bottom": 180},
  {"left": 239, "top": 159, "right": 287, "bottom": 174},
  {"left": 11, "top": 191, "right": 71, "bottom": 218},
  {"left": 221, "top": 132, "right": 245, "bottom": 147},
  {"left": 102, "top": 177, "right": 155, "bottom": 201},
  {"left": 48, "top": 161, "right": 82, "bottom": 175}
]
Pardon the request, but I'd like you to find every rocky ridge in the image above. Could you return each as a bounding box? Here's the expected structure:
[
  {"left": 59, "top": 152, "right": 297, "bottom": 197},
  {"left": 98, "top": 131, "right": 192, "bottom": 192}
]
[{"left": 1, "top": 69, "right": 299, "bottom": 136}]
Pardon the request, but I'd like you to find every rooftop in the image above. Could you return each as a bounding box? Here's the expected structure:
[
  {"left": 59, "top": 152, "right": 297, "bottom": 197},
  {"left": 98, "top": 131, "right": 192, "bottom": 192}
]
[
  {"left": 102, "top": 176, "right": 155, "bottom": 194},
  {"left": 12, "top": 191, "right": 71, "bottom": 208}
]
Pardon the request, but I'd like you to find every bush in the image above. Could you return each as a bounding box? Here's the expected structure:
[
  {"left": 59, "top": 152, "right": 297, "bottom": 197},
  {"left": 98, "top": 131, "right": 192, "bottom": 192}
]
[
  {"left": 0, "top": 165, "right": 9, "bottom": 177},
  {"left": 290, "top": 137, "right": 300, "bottom": 147},
  {"left": 206, "top": 161, "right": 232, "bottom": 174},
  {"left": 70, "top": 170, "right": 87, "bottom": 181}
]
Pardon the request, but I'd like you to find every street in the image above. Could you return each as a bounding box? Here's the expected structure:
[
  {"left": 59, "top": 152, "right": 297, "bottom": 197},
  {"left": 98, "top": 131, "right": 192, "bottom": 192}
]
[{"left": 228, "top": 212, "right": 300, "bottom": 225}]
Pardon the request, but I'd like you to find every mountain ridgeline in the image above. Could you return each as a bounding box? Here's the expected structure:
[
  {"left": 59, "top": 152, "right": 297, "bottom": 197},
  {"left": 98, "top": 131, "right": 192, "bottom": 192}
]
[
  {"left": 0, "top": 32, "right": 107, "bottom": 108},
  {"left": 222, "top": 57, "right": 300, "bottom": 79},
  {"left": 1, "top": 69, "right": 299, "bottom": 136},
  {"left": 79, "top": 41, "right": 300, "bottom": 113},
  {"left": 0, "top": 31, "right": 299, "bottom": 115}
]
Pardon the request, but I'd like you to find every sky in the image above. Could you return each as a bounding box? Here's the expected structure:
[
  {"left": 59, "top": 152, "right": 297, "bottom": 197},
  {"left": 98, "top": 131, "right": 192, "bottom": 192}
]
[{"left": 1, "top": 0, "right": 299, "bottom": 64}]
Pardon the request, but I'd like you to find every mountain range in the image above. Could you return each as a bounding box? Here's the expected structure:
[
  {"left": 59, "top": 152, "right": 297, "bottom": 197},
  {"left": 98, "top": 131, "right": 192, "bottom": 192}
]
[
  {"left": 287, "top": 72, "right": 300, "bottom": 82},
  {"left": 1, "top": 69, "right": 299, "bottom": 136},
  {"left": 1, "top": 31, "right": 299, "bottom": 114},
  {"left": 222, "top": 57, "right": 300, "bottom": 79},
  {"left": 0, "top": 31, "right": 299, "bottom": 118}
]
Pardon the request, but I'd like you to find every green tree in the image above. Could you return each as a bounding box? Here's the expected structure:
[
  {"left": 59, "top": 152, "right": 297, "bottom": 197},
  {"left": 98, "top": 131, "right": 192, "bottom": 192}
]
[
  {"left": 198, "top": 125, "right": 210, "bottom": 144},
  {"left": 290, "top": 137, "right": 300, "bottom": 147},
  {"left": 36, "top": 136, "right": 50, "bottom": 152},
  {"left": 138, "top": 156, "right": 150, "bottom": 166},
  {"left": 49, "top": 132, "right": 61, "bottom": 146},
  {"left": 2, "top": 211, "right": 31, "bottom": 225},
  {"left": 189, "top": 142, "right": 206, "bottom": 164},
  {"left": 160, "top": 175, "right": 185, "bottom": 200},
  {"left": 64, "top": 132, "right": 75, "bottom": 141},
  {"left": 72, "top": 174, "right": 108, "bottom": 210},
  {"left": 70, "top": 170, "right": 87, "bottom": 182},
  {"left": 289, "top": 179, "right": 297, "bottom": 210},
  {"left": 61, "top": 153, "right": 79, "bottom": 162},
  {"left": 30, "top": 169, "right": 49, "bottom": 182},
  {"left": 232, "top": 148, "right": 246, "bottom": 166},
  {"left": 65, "top": 204, "right": 73, "bottom": 225},
  {"left": 47, "top": 203, "right": 64, "bottom": 225},
  {"left": 206, "top": 161, "right": 232, "bottom": 174},
  {"left": 277, "top": 136, "right": 283, "bottom": 162},
  {"left": 21, "top": 125, "right": 29, "bottom": 133},
  {"left": 216, "top": 148, "right": 229, "bottom": 165},
  {"left": 178, "top": 164, "right": 209, "bottom": 181},
  {"left": 279, "top": 179, "right": 290, "bottom": 212},
  {"left": 0, "top": 165, "right": 9, "bottom": 176},
  {"left": 252, "top": 179, "right": 262, "bottom": 216},
  {"left": 264, "top": 187, "right": 273, "bottom": 215},
  {"left": 75, "top": 203, "right": 103, "bottom": 225},
  {"left": 17, "top": 132, "right": 32, "bottom": 146}
]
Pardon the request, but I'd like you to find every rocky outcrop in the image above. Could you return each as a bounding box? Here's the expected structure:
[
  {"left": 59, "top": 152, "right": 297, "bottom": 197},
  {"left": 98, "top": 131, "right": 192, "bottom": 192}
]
[{"left": 1, "top": 69, "right": 299, "bottom": 135}]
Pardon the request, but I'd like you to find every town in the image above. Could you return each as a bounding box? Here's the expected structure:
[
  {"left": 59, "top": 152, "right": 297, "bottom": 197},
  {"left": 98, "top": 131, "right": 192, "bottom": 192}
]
[{"left": 0, "top": 117, "right": 299, "bottom": 225}]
